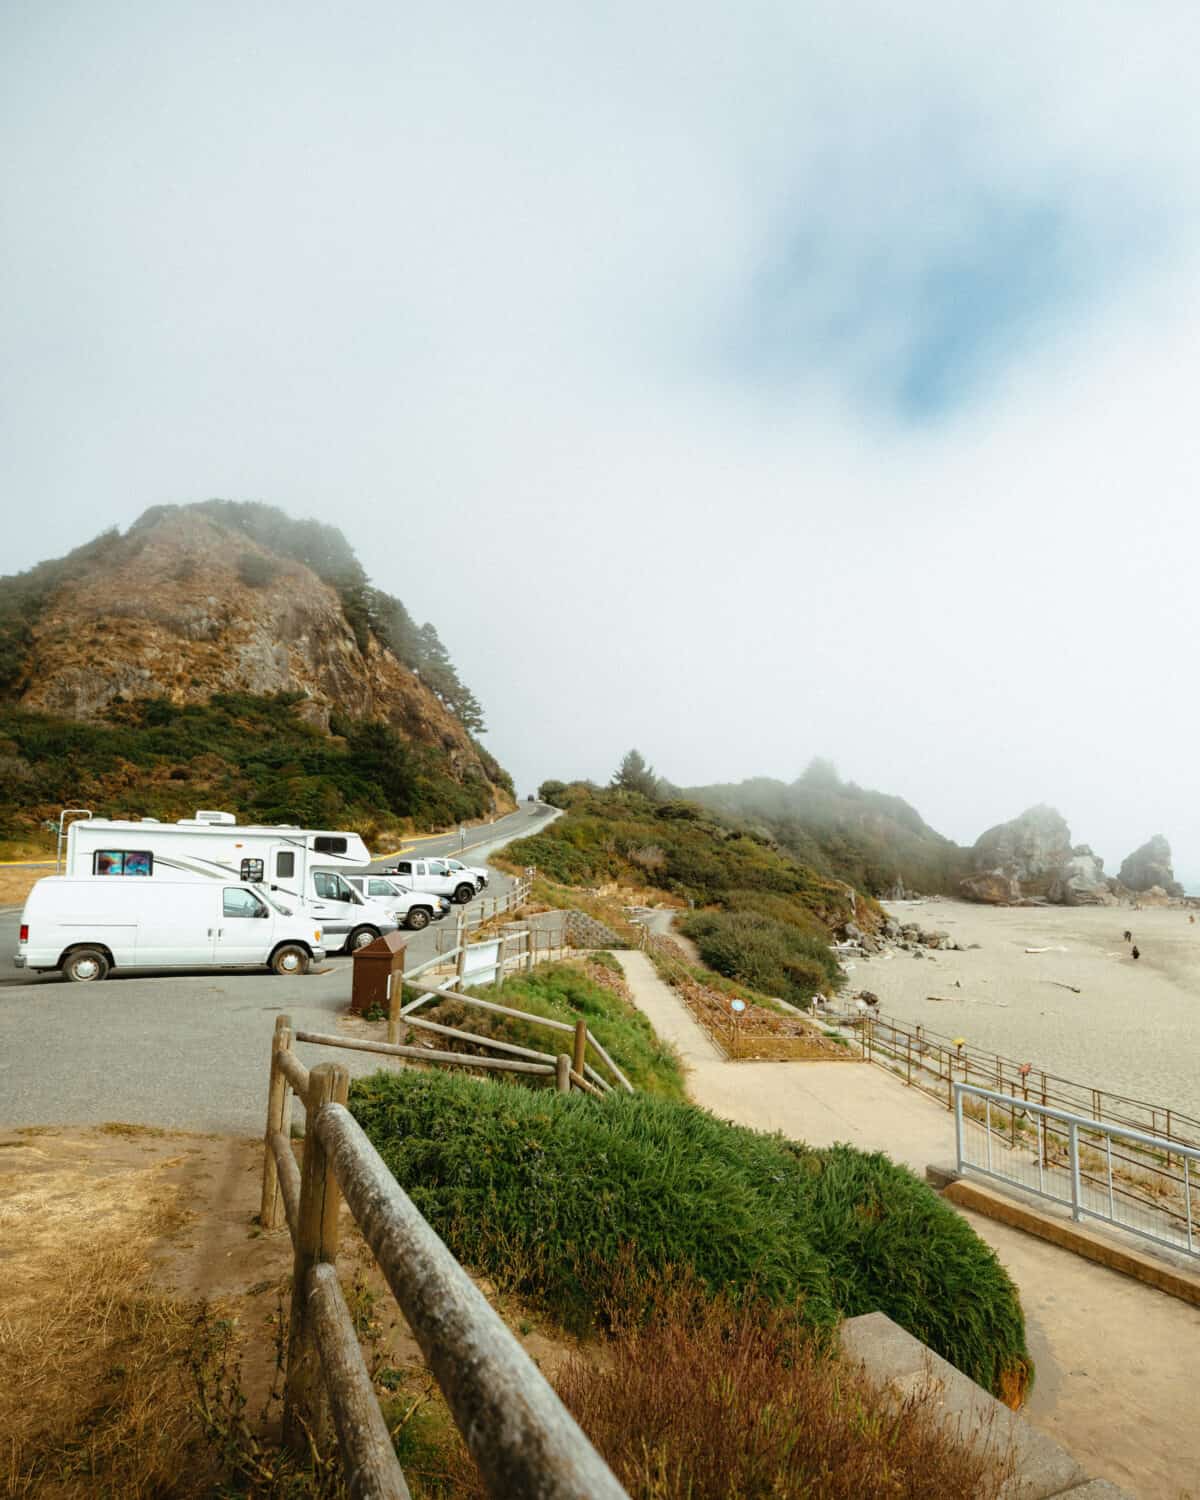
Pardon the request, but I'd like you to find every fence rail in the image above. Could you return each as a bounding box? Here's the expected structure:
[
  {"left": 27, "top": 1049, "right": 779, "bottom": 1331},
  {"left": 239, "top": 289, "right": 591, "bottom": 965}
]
[
  {"left": 852, "top": 1011, "right": 1200, "bottom": 1155},
  {"left": 954, "top": 1082, "right": 1200, "bottom": 1260},
  {"left": 261, "top": 1016, "right": 628, "bottom": 1498}
]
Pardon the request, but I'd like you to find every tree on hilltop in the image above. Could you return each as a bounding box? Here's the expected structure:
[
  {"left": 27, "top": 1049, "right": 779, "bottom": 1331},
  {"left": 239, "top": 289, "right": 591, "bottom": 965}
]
[{"left": 612, "top": 749, "right": 661, "bottom": 799}]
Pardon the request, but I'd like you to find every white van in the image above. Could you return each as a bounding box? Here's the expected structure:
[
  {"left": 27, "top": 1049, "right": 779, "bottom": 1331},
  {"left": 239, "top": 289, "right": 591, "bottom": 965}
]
[{"left": 14, "top": 877, "right": 326, "bottom": 982}]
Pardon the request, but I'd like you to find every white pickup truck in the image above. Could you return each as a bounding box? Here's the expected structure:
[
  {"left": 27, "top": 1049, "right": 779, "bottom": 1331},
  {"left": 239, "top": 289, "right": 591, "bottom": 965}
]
[
  {"left": 382, "top": 858, "right": 479, "bottom": 905},
  {"left": 343, "top": 874, "right": 451, "bottom": 931},
  {"left": 438, "top": 858, "right": 488, "bottom": 890}
]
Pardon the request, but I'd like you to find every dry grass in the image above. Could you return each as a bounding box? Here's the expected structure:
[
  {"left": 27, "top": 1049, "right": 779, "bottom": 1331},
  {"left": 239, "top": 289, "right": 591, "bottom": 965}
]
[
  {"left": 0, "top": 866, "right": 42, "bottom": 907},
  {"left": 438, "top": 1283, "right": 1013, "bottom": 1500}
]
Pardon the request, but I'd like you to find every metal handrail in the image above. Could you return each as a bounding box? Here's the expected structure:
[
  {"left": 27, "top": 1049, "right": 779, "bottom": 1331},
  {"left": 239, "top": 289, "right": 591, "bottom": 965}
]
[{"left": 954, "top": 1082, "right": 1198, "bottom": 1258}]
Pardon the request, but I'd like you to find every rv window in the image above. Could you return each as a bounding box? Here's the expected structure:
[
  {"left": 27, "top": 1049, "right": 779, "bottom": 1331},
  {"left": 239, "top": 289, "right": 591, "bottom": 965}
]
[
  {"left": 93, "top": 849, "right": 153, "bottom": 877},
  {"left": 275, "top": 852, "right": 296, "bottom": 880},
  {"left": 313, "top": 836, "right": 348, "bottom": 855},
  {"left": 223, "top": 888, "right": 269, "bottom": 919},
  {"left": 240, "top": 858, "right": 265, "bottom": 883}
]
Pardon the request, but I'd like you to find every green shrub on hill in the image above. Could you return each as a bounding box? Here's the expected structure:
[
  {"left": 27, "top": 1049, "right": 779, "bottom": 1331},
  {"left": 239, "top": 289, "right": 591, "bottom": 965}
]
[
  {"left": 349, "top": 1072, "right": 1032, "bottom": 1401},
  {"left": 678, "top": 909, "right": 841, "bottom": 1005},
  {"left": 423, "top": 961, "right": 685, "bottom": 1099},
  {"left": 0, "top": 693, "right": 493, "bottom": 838}
]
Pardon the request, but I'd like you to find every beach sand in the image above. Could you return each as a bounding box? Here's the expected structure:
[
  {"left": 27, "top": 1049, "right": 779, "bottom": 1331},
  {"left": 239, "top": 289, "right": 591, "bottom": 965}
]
[{"left": 866, "top": 899, "right": 1200, "bottom": 1116}]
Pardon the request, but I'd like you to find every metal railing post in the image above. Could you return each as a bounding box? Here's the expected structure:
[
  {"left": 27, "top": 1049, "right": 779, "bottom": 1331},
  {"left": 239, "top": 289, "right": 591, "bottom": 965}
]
[
  {"left": 1068, "top": 1119, "right": 1083, "bottom": 1222},
  {"left": 954, "top": 1083, "right": 965, "bottom": 1176},
  {"left": 284, "top": 1060, "right": 350, "bottom": 1453},
  {"left": 261, "top": 1014, "right": 293, "bottom": 1230}
]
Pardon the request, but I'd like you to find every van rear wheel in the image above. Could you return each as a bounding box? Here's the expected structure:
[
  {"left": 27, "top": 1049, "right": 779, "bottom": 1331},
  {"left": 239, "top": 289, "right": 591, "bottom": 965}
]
[
  {"left": 62, "top": 947, "right": 110, "bottom": 983},
  {"left": 271, "top": 944, "right": 310, "bottom": 976},
  {"left": 405, "top": 907, "right": 432, "bottom": 931},
  {"left": 346, "top": 926, "right": 379, "bottom": 952}
]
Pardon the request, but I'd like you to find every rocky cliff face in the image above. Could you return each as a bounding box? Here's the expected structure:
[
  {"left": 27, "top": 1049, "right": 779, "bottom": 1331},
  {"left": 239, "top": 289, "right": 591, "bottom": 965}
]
[
  {"left": 1118, "top": 835, "right": 1183, "bottom": 897},
  {"left": 6, "top": 507, "right": 508, "bottom": 800},
  {"left": 961, "top": 806, "right": 1115, "bottom": 906}
]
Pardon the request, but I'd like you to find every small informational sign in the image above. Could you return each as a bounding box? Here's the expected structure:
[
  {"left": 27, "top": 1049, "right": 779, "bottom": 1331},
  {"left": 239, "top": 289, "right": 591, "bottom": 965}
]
[
  {"left": 730, "top": 998, "right": 746, "bottom": 1014},
  {"left": 240, "top": 858, "right": 265, "bottom": 883}
]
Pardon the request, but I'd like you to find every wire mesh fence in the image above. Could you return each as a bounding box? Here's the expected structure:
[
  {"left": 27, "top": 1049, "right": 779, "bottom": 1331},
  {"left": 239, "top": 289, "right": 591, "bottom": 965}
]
[{"left": 954, "top": 1083, "right": 1199, "bottom": 1258}]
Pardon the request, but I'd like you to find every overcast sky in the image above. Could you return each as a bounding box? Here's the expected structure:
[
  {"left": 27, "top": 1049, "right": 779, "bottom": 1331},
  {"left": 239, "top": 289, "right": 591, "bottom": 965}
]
[{"left": 5, "top": 3, "right": 1200, "bottom": 884}]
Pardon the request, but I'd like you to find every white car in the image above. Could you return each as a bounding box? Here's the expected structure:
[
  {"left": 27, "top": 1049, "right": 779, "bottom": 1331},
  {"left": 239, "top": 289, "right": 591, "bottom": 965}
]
[{"left": 344, "top": 874, "right": 451, "bottom": 931}]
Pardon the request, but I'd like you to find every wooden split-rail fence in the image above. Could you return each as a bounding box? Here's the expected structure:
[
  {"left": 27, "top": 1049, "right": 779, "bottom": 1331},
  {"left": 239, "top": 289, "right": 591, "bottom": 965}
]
[{"left": 260, "top": 1013, "right": 631, "bottom": 1498}]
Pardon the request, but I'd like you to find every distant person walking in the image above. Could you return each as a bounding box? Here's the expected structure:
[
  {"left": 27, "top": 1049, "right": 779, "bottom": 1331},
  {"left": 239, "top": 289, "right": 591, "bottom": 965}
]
[
  {"left": 1123, "top": 929, "right": 1132, "bottom": 944},
  {"left": 1131, "top": 945, "right": 1141, "bottom": 961}
]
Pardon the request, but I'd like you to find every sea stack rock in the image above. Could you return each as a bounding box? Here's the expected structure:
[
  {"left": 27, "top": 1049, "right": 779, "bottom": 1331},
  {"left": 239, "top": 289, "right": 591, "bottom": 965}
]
[
  {"left": 1047, "top": 845, "right": 1115, "bottom": 906},
  {"left": 961, "top": 805, "right": 1072, "bottom": 904},
  {"left": 1118, "top": 835, "right": 1183, "bottom": 897}
]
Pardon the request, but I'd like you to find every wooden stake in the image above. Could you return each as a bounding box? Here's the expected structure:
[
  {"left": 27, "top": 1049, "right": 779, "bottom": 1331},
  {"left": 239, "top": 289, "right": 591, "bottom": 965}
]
[
  {"left": 387, "top": 972, "right": 402, "bottom": 1046},
  {"left": 556, "top": 1054, "right": 571, "bottom": 1093},
  {"left": 261, "top": 1014, "right": 293, "bottom": 1230},
  {"left": 572, "top": 1017, "right": 587, "bottom": 1079},
  {"left": 283, "top": 1059, "right": 349, "bottom": 1454}
]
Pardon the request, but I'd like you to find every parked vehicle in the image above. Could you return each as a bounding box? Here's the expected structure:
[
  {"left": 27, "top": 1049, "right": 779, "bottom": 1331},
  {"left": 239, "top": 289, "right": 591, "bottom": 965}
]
[
  {"left": 436, "top": 858, "right": 488, "bottom": 889},
  {"left": 60, "top": 809, "right": 397, "bottom": 952},
  {"left": 343, "top": 874, "right": 451, "bottom": 931},
  {"left": 382, "top": 858, "right": 479, "bottom": 905},
  {"left": 13, "top": 877, "right": 326, "bottom": 981}
]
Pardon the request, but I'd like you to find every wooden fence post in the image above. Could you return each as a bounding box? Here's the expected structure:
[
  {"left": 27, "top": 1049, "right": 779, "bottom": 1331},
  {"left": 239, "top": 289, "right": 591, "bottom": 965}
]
[
  {"left": 572, "top": 1018, "right": 588, "bottom": 1080},
  {"left": 283, "top": 1060, "right": 350, "bottom": 1454},
  {"left": 387, "top": 973, "right": 402, "bottom": 1046},
  {"left": 261, "top": 1014, "right": 293, "bottom": 1230},
  {"left": 556, "top": 1054, "right": 571, "bottom": 1093}
]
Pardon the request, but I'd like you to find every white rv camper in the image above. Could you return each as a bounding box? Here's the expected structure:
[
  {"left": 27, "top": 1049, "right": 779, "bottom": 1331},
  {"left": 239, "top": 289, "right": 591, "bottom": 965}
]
[{"left": 62, "top": 811, "right": 399, "bottom": 952}]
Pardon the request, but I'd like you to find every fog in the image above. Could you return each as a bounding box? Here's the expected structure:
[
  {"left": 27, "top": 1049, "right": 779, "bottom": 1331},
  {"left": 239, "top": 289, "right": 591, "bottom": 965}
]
[{"left": 4, "top": 3, "right": 1200, "bottom": 883}]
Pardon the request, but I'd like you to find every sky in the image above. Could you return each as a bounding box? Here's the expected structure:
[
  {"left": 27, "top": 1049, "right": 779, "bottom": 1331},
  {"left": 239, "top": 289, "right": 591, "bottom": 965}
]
[{"left": 4, "top": 2, "right": 1200, "bottom": 885}]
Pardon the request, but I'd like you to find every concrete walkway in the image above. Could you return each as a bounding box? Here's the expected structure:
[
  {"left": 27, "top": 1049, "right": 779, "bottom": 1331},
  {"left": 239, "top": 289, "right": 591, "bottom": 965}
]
[{"left": 616, "top": 950, "right": 1200, "bottom": 1500}]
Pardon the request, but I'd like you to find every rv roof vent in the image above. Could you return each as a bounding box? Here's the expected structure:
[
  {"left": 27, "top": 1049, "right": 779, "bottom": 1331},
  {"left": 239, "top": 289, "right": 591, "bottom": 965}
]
[{"left": 195, "top": 810, "right": 237, "bottom": 825}]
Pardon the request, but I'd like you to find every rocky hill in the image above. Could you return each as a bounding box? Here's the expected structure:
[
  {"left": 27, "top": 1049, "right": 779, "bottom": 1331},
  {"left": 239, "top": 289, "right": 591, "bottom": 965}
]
[
  {"left": 686, "top": 761, "right": 967, "bottom": 897},
  {"left": 1118, "top": 835, "right": 1183, "bottom": 897},
  {"left": 0, "top": 503, "right": 512, "bottom": 843}
]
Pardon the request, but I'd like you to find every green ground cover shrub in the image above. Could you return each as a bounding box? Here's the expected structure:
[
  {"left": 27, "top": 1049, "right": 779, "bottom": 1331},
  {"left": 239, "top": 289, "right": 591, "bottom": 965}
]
[
  {"left": 0, "top": 693, "right": 494, "bottom": 837},
  {"left": 679, "top": 909, "right": 842, "bottom": 1006},
  {"left": 423, "top": 962, "right": 685, "bottom": 1099},
  {"left": 348, "top": 1073, "right": 1032, "bottom": 1400}
]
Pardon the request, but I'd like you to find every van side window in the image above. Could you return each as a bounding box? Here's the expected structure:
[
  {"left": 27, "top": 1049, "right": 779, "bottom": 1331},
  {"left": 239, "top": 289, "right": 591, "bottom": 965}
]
[
  {"left": 93, "top": 850, "right": 153, "bottom": 877},
  {"left": 368, "top": 879, "right": 393, "bottom": 897},
  {"left": 224, "top": 888, "right": 268, "bottom": 918},
  {"left": 275, "top": 852, "right": 296, "bottom": 880},
  {"left": 313, "top": 836, "right": 348, "bottom": 854}
]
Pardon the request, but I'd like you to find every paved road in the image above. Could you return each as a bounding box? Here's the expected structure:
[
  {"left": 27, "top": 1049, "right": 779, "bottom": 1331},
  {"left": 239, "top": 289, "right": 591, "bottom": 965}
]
[{"left": 0, "top": 802, "right": 556, "bottom": 1130}]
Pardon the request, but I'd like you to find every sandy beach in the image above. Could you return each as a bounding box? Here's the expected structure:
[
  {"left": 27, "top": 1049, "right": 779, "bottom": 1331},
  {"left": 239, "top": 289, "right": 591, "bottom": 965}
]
[{"left": 860, "top": 899, "right": 1200, "bottom": 1117}]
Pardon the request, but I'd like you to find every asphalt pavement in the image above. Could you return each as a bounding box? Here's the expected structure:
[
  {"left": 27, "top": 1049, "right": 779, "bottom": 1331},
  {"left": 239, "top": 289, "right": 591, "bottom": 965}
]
[{"left": 0, "top": 801, "right": 557, "bottom": 1131}]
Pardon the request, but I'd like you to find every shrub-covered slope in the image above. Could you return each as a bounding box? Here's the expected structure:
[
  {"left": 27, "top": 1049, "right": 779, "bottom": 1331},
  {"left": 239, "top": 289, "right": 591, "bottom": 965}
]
[
  {"left": 350, "top": 1071, "right": 1032, "bottom": 1401},
  {"left": 506, "top": 782, "right": 865, "bottom": 1003},
  {"left": 687, "top": 759, "right": 968, "bottom": 897}
]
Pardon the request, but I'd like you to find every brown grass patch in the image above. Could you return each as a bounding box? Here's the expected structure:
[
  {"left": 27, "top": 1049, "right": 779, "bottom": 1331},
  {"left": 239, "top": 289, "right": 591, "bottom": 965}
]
[{"left": 439, "top": 1284, "right": 1012, "bottom": 1500}]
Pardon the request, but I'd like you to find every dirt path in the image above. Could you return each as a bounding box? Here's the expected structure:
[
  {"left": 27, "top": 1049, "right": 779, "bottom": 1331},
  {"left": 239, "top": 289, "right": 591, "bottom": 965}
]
[{"left": 615, "top": 949, "right": 1200, "bottom": 1500}]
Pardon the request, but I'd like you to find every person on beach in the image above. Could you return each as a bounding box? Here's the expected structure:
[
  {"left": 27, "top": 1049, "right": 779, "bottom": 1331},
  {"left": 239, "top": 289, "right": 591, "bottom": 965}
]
[
  {"left": 1132, "top": 945, "right": 1141, "bottom": 960},
  {"left": 1123, "top": 929, "right": 1132, "bottom": 943}
]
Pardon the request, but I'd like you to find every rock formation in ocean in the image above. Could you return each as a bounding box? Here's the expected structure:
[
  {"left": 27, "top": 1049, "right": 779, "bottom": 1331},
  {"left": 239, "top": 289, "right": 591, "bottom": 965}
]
[{"left": 1118, "top": 835, "right": 1183, "bottom": 897}]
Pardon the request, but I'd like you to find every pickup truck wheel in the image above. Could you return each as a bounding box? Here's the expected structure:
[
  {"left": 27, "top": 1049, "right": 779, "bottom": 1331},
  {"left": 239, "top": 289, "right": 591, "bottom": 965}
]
[
  {"left": 405, "top": 908, "right": 432, "bottom": 931},
  {"left": 346, "top": 925, "right": 379, "bottom": 952},
  {"left": 271, "top": 944, "right": 310, "bottom": 976},
  {"left": 62, "top": 946, "right": 110, "bottom": 983},
  {"left": 453, "top": 883, "right": 475, "bottom": 904}
]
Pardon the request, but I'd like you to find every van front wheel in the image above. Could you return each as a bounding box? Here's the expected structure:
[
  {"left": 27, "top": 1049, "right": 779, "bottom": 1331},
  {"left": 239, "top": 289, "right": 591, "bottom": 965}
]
[
  {"left": 346, "top": 926, "right": 379, "bottom": 953},
  {"left": 62, "top": 947, "right": 110, "bottom": 983},
  {"left": 271, "top": 944, "right": 311, "bottom": 977}
]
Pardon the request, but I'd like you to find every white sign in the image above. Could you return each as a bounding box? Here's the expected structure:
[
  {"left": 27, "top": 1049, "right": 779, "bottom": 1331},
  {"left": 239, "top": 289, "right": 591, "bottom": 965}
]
[{"left": 730, "top": 999, "right": 746, "bottom": 1014}]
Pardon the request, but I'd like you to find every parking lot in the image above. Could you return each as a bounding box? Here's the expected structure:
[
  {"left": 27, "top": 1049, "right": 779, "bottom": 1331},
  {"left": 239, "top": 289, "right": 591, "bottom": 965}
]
[{"left": 0, "top": 806, "right": 553, "bottom": 1132}]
